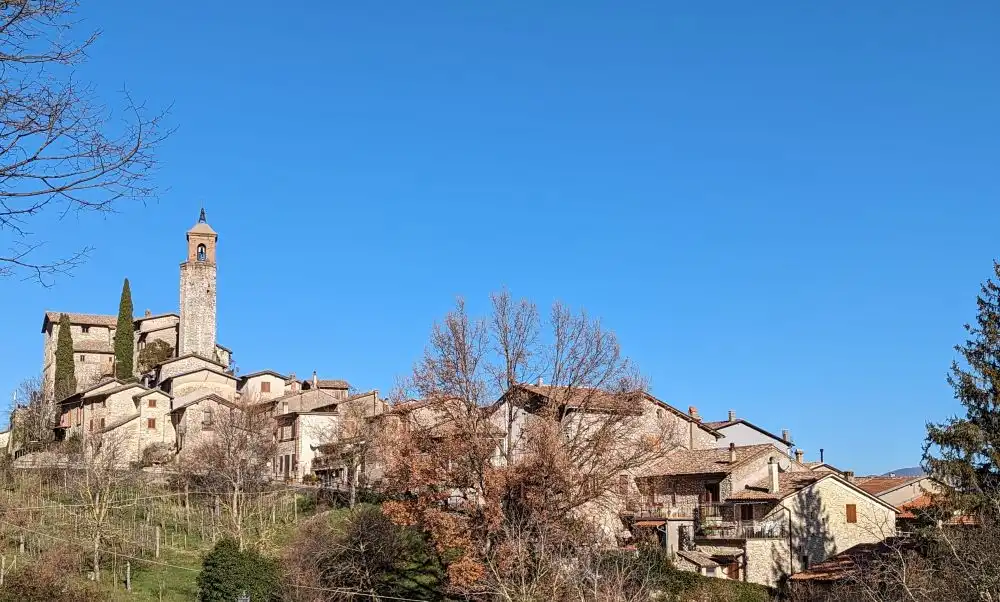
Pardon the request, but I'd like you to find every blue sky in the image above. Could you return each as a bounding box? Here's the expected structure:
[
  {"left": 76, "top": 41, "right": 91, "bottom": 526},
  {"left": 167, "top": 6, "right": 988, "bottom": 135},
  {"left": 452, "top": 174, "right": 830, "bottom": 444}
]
[{"left": 2, "top": 2, "right": 998, "bottom": 474}]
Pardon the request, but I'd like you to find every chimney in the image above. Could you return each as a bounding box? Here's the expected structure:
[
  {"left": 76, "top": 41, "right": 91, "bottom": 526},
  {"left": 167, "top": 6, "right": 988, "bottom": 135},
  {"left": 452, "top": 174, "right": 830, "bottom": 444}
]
[
  {"left": 144, "top": 309, "right": 151, "bottom": 317},
  {"left": 312, "top": 370, "right": 318, "bottom": 389},
  {"left": 782, "top": 429, "right": 791, "bottom": 443},
  {"left": 688, "top": 406, "right": 700, "bottom": 420},
  {"left": 820, "top": 448, "right": 825, "bottom": 463},
  {"left": 728, "top": 409, "right": 736, "bottom": 422},
  {"left": 768, "top": 459, "right": 779, "bottom": 494},
  {"left": 843, "top": 470, "right": 855, "bottom": 483},
  {"left": 795, "top": 449, "right": 804, "bottom": 463},
  {"left": 729, "top": 442, "right": 737, "bottom": 463}
]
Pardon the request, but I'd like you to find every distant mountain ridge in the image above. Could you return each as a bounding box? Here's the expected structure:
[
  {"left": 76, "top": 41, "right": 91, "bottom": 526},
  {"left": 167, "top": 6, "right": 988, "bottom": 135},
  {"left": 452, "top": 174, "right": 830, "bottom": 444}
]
[{"left": 881, "top": 466, "right": 924, "bottom": 477}]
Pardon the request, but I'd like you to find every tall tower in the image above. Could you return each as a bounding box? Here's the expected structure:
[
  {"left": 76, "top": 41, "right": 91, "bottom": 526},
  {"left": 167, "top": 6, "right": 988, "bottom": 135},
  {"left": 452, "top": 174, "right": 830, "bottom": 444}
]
[{"left": 179, "top": 208, "right": 218, "bottom": 359}]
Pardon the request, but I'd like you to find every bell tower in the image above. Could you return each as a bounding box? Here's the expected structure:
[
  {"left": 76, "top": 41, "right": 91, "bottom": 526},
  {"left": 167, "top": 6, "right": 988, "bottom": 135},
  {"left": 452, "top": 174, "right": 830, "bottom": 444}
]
[{"left": 179, "top": 208, "right": 218, "bottom": 359}]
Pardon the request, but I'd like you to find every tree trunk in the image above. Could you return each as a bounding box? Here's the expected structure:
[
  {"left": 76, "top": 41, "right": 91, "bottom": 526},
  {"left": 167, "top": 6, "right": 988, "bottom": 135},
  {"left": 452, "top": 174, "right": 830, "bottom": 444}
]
[{"left": 93, "top": 531, "right": 101, "bottom": 582}]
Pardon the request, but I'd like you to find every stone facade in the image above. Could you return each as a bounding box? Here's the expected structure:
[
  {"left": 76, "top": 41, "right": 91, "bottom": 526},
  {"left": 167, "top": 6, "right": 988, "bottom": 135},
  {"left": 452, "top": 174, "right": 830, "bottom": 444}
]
[{"left": 178, "top": 218, "right": 218, "bottom": 360}]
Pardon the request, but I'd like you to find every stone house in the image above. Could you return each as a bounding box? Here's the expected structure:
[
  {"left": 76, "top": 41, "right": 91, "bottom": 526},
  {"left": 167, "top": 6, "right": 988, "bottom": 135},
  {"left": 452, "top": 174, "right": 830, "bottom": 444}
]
[
  {"left": 703, "top": 410, "right": 794, "bottom": 455},
  {"left": 632, "top": 444, "right": 898, "bottom": 587},
  {"left": 169, "top": 391, "right": 239, "bottom": 455},
  {"left": 273, "top": 390, "right": 387, "bottom": 482},
  {"left": 55, "top": 380, "right": 175, "bottom": 465}
]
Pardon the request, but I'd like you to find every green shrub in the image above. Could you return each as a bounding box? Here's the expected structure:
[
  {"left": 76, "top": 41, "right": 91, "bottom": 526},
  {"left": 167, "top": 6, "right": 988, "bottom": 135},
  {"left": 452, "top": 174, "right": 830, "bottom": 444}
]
[{"left": 196, "top": 538, "right": 281, "bottom": 602}]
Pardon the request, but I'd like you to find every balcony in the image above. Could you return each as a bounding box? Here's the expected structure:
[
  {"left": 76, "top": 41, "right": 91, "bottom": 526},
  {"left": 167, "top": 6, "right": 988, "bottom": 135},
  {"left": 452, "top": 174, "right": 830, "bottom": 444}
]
[{"left": 697, "top": 520, "right": 787, "bottom": 539}]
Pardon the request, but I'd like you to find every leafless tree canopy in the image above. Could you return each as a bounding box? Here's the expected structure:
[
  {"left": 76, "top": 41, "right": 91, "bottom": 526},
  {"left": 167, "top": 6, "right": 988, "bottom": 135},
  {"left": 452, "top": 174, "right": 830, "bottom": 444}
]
[
  {"left": 7, "top": 374, "right": 54, "bottom": 447},
  {"left": 0, "top": 0, "right": 168, "bottom": 284}
]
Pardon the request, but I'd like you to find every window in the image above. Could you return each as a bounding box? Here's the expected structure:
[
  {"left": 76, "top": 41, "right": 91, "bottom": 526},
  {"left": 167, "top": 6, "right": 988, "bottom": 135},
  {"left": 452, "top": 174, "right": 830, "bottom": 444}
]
[
  {"left": 82, "top": 326, "right": 90, "bottom": 333},
  {"left": 846, "top": 504, "right": 857, "bottom": 523},
  {"left": 801, "top": 555, "right": 810, "bottom": 570},
  {"left": 148, "top": 398, "right": 157, "bottom": 408},
  {"left": 197, "top": 244, "right": 206, "bottom": 261},
  {"left": 203, "top": 407, "right": 213, "bottom": 426},
  {"left": 147, "top": 418, "right": 156, "bottom": 429},
  {"left": 740, "top": 504, "right": 755, "bottom": 521},
  {"left": 89, "top": 418, "right": 94, "bottom": 432},
  {"left": 79, "top": 354, "right": 86, "bottom": 362},
  {"left": 704, "top": 482, "right": 721, "bottom": 503},
  {"left": 100, "top": 417, "right": 105, "bottom": 429},
  {"left": 260, "top": 381, "right": 270, "bottom": 393},
  {"left": 76, "top": 407, "right": 82, "bottom": 426},
  {"left": 656, "top": 408, "right": 663, "bottom": 419},
  {"left": 281, "top": 402, "right": 289, "bottom": 414}
]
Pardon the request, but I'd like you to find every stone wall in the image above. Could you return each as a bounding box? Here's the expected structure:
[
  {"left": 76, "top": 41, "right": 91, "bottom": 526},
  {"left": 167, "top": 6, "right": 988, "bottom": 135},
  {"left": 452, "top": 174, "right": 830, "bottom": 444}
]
[
  {"left": 158, "top": 356, "right": 225, "bottom": 382},
  {"left": 745, "top": 537, "right": 791, "bottom": 587},
  {"left": 179, "top": 261, "right": 217, "bottom": 359}
]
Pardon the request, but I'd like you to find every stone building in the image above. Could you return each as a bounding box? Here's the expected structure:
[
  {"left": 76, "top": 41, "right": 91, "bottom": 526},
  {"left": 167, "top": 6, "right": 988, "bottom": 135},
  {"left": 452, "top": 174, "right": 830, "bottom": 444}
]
[
  {"left": 42, "top": 209, "right": 231, "bottom": 402},
  {"left": 44, "top": 212, "right": 358, "bottom": 469}
]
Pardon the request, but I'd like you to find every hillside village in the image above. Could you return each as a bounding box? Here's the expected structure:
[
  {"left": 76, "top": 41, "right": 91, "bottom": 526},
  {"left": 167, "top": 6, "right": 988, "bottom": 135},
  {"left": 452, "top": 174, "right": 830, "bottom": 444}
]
[{"left": 0, "top": 212, "right": 943, "bottom": 592}]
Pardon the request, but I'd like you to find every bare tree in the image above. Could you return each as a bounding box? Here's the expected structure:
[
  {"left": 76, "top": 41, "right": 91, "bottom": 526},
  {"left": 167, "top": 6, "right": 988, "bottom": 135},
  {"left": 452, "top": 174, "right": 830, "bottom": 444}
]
[
  {"left": 6, "top": 375, "right": 54, "bottom": 450},
  {"left": 381, "top": 290, "right": 679, "bottom": 591},
  {"left": 178, "top": 401, "right": 277, "bottom": 550},
  {"left": 75, "top": 428, "right": 140, "bottom": 582},
  {"left": 312, "top": 394, "right": 386, "bottom": 507},
  {"left": 0, "top": 1, "right": 168, "bottom": 284}
]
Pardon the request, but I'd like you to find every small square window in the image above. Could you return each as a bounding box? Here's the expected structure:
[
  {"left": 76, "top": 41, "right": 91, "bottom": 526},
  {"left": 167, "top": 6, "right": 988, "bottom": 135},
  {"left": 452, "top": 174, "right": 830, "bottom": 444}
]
[
  {"left": 81, "top": 326, "right": 90, "bottom": 333},
  {"left": 147, "top": 418, "right": 156, "bottom": 429},
  {"left": 846, "top": 504, "right": 857, "bottom": 523},
  {"left": 261, "top": 381, "right": 271, "bottom": 393},
  {"left": 148, "top": 398, "right": 156, "bottom": 408},
  {"left": 79, "top": 354, "right": 86, "bottom": 362}
]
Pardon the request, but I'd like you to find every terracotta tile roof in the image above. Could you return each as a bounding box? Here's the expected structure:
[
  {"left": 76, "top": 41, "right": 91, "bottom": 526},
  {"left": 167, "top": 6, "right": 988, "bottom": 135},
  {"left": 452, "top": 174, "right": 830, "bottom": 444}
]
[
  {"left": 74, "top": 342, "right": 114, "bottom": 354},
  {"left": 728, "top": 471, "right": 823, "bottom": 501},
  {"left": 676, "top": 550, "right": 720, "bottom": 569},
  {"left": 856, "top": 476, "right": 923, "bottom": 496},
  {"left": 789, "top": 538, "right": 911, "bottom": 582},
  {"left": 514, "top": 384, "right": 642, "bottom": 414},
  {"left": 43, "top": 312, "right": 117, "bottom": 329},
  {"left": 639, "top": 444, "right": 777, "bottom": 477},
  {"left": 82, "top": 382, "right": 148, "bottom": 399},
  {"left": 316, "top": 379, "right": 349, "bottom": 389}
]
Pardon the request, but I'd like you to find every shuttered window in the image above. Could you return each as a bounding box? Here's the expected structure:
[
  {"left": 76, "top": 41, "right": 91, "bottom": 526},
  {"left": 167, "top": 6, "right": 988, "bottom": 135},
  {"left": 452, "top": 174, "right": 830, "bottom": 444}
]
[
  {"left": 846, "top": 504, "right": 857, "bottom": 523},
  {"left": 147, "top": 418, "right": 156, "bottom": 429},
  {"left": 261, "top": 381, "right": 270, "bottom": 393}
]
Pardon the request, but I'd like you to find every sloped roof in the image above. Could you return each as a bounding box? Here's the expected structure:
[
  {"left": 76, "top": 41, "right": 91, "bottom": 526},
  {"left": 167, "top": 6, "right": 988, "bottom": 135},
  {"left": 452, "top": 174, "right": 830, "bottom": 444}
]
[
  {"left": 856, "top": 476, "right": 924, "bottom": 496},
  {"left": 160, "top": 365, "right": 237, "bottom": 384},
  {"left": 702, "top": 418, "right": 792, "bottom": 445},
  {"left": 238, "top": 370, "right": 289, "bottom": 382},
  {"left": 728, "top": 472, "right": 824, "bottom": 501},
  {"left": 170, "top": 392, "right": 234, "bottom": 413},
  {"left": 156, "top": 353, "right": 226, "bottom": 369},
  {"left": 676, "top": 550, "right": 720, "bottom": 569},
  {"left": 638, "top": 444, "right": 777, "bottom": 477},
  {"left": 789, "top": 538, "right": 912, "bottom": 583},
  {"left": 82, "top": 382, "right": 148, "bottom": 400},
  {"left": 43, "top": 312, "right": 117, "bottom": 331},
  {"left": 73, "top": 341, "right": 114, "bottom": 354}
]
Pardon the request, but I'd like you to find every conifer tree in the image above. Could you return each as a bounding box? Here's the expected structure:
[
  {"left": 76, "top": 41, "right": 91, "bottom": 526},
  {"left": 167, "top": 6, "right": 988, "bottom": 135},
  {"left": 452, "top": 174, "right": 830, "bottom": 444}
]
[
  {"left": 925, "top": 261, "right": 1000, "bottom": 513},
  {"left": 114, "top": 278, "right": 135, "bottom": 379},
  {"left": 54, "top": 313, "right": 77, "bottom": 401}
]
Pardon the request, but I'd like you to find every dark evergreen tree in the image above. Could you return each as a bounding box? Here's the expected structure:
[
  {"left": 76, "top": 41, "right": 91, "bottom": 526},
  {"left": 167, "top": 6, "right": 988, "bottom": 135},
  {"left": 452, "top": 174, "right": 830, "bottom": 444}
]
[
  {"left": 114, "top": 278, "right": 134, "bottom": 379},
  {"left": 925, "top": 261, "right": 1000, "bottom": 513},
  {"left": 54, "top": 313, "right": 76, "bottom": 401},
  {"left": 196, "top": 538, "right": 281, "bottom": 602}
]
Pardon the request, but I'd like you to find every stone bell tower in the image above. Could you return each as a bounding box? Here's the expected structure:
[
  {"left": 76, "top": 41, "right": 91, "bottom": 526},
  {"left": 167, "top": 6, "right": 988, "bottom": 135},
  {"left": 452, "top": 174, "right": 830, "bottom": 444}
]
[{"left": 179, "top": 208, "right": 218, "bottom": 359}]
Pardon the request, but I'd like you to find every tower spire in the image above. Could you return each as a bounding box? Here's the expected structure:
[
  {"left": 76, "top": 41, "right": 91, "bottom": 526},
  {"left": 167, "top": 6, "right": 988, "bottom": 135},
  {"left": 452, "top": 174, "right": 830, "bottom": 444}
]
[{"left": 198, "top": 207, "right": 207, "bottom": 223}]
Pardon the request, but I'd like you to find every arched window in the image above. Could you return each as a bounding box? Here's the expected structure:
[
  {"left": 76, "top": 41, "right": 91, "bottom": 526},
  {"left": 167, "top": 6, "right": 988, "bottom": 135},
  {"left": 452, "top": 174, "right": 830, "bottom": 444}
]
[{"left": 197, "top": 244, "right": 206, "bottom": 261}]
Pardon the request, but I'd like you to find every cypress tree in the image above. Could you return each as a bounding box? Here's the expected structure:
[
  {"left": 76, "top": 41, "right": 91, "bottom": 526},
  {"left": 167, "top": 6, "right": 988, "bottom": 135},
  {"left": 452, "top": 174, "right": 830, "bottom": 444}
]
[
  {"left": 54, "top": 313, "right": 77, "bottom": 401},
  {"left": 114, "top": 278, "right": 134, "bottom": 379},
  {"left": 925, "top": 260, "right": 1000, "bottom": 512}
]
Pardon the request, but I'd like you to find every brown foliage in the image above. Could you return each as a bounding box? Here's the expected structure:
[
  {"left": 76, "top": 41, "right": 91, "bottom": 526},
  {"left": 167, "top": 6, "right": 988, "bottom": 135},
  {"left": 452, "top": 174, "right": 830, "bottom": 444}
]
[
  {"left": 0, "top": 544, "right": 103, "bottom": 602},
  {"left": 381, "top": 290, "right": 679, "bottom": 593}
]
